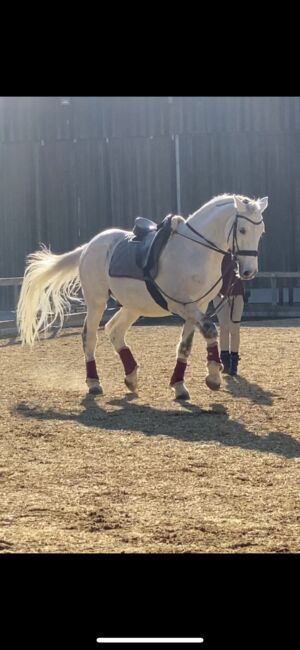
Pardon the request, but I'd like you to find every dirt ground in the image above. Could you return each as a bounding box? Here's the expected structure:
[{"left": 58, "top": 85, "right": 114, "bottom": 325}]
[{"left": 1, "top": 320, "right": 299, "bottom": 553}]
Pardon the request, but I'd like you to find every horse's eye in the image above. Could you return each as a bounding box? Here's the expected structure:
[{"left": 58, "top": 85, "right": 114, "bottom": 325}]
[{"left": 239, "top": 227, "right": 246, "bottom": 234}]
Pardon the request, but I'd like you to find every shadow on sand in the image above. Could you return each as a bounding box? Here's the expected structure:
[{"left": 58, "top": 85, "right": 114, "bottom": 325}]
[{"left": 15, "top": 393, "right": 300, "bottom": 459}]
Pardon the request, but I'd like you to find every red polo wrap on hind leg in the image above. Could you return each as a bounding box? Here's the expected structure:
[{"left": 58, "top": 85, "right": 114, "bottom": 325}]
[
  {"left": 207, "top": 343, "right": 221, "bottom": 364},
  {"left": 86, "top": 360, "right": 99, "bottom": 380},
  {"left": 170, "top": 360, "right": 187, "bottom": 386},
  {"left": 119, "top": 347, "right": 137, "bottom": 375}
]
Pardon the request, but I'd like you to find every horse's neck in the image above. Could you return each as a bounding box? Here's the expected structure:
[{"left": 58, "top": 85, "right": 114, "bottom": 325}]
[
  {"left": 187, "top": 203, "right": 235, "bottom": 252},
  {"left": 157, "top": 203, "right": 236, "bottom": 303}
]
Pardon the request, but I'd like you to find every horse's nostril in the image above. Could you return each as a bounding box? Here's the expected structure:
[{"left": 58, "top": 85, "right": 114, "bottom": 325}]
[{"left": 243, "top": 270, "right": 251, "bottom": 277}]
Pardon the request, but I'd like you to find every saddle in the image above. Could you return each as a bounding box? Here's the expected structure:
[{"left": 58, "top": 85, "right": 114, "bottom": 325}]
[
  {"left": 109, "top": 214, "right": 173, "bottom": 281},
  {"left": 133, "top": 216, "right": 157, "bottom": 239},
  {"left": 108, "top": 214, "right": 173, "bottom": 311}
]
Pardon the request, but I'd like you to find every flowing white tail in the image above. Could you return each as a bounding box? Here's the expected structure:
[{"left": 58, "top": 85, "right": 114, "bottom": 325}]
[{"left": 17, "top": 244, "right": 87, "bottom": 346}]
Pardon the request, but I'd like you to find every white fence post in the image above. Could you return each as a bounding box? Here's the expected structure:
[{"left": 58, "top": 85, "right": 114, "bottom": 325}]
[{"left": 174, "top": 134, "right": 181, "bottom": 215}]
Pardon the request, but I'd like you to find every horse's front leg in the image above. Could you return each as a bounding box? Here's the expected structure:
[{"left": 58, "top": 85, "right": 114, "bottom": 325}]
[
  {"left": 199, "top": 316, "right": 222, "bottom": 390},
  {"left": 170, "top": 320, "right": 195, "bottom": 400},
  {"left": 175, "top": 304, "right": 222, "bottom": 391}
]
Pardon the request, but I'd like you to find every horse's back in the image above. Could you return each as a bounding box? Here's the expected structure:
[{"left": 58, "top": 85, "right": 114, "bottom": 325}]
[
  {"left": 79, "top": 227, "right": 129, "bottom": 281},
  {"left": 89, "top": 226, "right": 130, "bottom": 246},
  {"left": 83, "top": 227, "right": 129, "bottom": 256}
]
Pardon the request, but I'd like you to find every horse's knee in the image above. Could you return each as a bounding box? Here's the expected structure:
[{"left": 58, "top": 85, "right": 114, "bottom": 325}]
[
  {"left": 199, "top": 319, "right": 218, "bottom": 340},
  {"left": 178, "top": 330, "right": 195, "bottom": 359}
]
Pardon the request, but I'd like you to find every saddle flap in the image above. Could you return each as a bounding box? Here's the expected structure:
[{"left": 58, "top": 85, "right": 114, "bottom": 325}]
[{"left": 140, "top": 214, "right": 173, "bottom": 276}]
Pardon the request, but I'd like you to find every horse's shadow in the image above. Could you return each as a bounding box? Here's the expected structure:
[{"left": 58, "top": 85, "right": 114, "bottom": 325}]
[
  {"left": 15, "top": 394, "right": 300, "bottom": 459},
  {"left": 222, "top": 374, "right": 276, "bottom": 406}
]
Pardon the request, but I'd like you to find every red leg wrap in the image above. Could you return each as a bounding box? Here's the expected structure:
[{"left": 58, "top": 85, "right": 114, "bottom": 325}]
[
  {"left": 86, "top": 360, "right": 99, "bottom": 380},
  {"left": 207, "top": 344, "right": 221, "bottom": 364},
  {"left": 118, "top": 347, "right": 137, "bottom": 376},
  {"left": 170, "top": 360, "right": 187, "bottom": 386}
]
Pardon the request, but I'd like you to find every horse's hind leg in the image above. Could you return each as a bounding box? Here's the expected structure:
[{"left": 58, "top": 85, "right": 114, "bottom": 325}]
[
  {"left": 82, "top": 298, "right": 107, "bottom": 394},
  {"left": 105, "top": 307, "right": 140, "bottom": 392},
  {"left": 170, "top": 319, "right": 195, "bottom": 400}
]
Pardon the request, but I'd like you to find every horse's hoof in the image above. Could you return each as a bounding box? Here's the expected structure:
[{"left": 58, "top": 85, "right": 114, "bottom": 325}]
[
  {"left": 176, "top": 391, "right": 190, "bottom": 401},
  {"left": 124, "top": 367, "right": 138, "bottom": 392},
  {"left": 205, "top": 376, "right": 221, "bottom": 391},
  {"left": 172, "top": 381, "right": 190, "bottom": 400},
  {"left": 124, "top": 378, "right": 137, "bottom": 392},
  {"left": 89, "top": 385, "right": 103, "bottom": 395}
]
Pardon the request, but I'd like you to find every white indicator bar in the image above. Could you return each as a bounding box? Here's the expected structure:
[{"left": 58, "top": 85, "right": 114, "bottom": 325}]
[{"left": 97, "top": 640, "right": 204, "bottom": 644}]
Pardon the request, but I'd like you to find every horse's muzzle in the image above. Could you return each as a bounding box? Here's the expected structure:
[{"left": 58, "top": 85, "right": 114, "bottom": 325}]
[{"left": 240, "top": 270, "right": 256, "bottom": 280}]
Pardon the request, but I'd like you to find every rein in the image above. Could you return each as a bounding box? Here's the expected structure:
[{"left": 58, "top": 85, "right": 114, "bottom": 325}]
[{"left": 146, "top": 212, "right": 263, "bottom": 309}]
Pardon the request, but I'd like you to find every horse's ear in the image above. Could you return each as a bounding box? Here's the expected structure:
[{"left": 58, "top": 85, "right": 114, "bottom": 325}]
[
  {"left": 233, "top": 195, "right": 247, "bottom": 214},
  {"left": 259, "top": 197, "right": 268, "bottom": 213}
]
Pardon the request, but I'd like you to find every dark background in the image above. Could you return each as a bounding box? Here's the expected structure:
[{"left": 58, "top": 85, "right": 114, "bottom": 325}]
[
  {"left": 0, "top": 96, "right": 299, "bottom": 284},
  {"left": 1, "top": 554, "right": 297, "bottom": 649}
]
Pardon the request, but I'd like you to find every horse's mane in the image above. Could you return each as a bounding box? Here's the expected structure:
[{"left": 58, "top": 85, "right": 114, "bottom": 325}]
[
  {"left": 204, "top": 193, "right": 260, "bottom": 212},
  {"left": 186, "top": 194, "right": 261, "bottom": 222}
]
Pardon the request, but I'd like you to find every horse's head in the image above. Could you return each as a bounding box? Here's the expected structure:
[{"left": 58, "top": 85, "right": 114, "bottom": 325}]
[{"left": 231, "top": 195, "right": 268, "bottom": 280}]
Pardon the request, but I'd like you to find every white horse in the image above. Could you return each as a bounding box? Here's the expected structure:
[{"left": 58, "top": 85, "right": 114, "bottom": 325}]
[{"left": 17, "top": 193, "right": 268, "bottom": 399}]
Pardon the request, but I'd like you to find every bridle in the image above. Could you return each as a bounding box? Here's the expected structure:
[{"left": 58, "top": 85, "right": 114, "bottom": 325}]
[
  {"left": 227, "top": 213, "right": 264, "bottom": 258},
  {"left": 184, "top": 212, "right": 264, "bottom": 259},
  {"left": 145, "top": 211, "right": 264, "bottom": 310}
]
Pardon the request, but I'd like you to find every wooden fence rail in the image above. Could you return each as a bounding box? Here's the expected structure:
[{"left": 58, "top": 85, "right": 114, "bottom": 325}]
[{"left": 1, "top": 273, "right": 300, "bottom": 337}]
